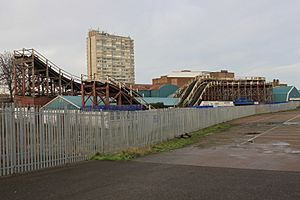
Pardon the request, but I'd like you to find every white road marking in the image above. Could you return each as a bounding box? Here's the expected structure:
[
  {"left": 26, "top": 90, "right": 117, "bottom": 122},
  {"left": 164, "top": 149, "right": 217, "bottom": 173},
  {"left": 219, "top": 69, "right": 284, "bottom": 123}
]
[{"left": 241, "top": 114, "right": 300, "bottom": 145}]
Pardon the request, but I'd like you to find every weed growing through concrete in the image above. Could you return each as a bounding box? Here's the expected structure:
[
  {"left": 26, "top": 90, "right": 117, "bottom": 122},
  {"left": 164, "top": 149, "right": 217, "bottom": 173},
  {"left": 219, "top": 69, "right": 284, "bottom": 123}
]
[{"left": 91, "top": 123, "right": 232, "bottom": 161}]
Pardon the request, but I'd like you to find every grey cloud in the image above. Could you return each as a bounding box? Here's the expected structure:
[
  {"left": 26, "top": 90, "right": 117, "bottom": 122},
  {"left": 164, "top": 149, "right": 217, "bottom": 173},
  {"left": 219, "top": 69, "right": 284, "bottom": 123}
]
[{"left": 0, "top": 0, "right": 299, "bottom": 87}]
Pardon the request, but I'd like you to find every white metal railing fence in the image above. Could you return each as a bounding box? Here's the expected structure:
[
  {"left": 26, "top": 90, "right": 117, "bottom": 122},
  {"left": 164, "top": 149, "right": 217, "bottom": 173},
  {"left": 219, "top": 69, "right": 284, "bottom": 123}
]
[{"left": 0, "top": 102, "right": 299, "bottom": 176}]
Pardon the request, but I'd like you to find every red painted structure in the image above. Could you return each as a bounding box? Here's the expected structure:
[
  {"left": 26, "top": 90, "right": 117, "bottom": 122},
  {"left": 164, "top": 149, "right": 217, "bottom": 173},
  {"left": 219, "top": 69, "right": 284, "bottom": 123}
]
[
  {"left": 81, "top": 75, "right": 143, "bottom": 107},
  {"left": 13, "top": 49, "right": 145, "bottom": 107}
]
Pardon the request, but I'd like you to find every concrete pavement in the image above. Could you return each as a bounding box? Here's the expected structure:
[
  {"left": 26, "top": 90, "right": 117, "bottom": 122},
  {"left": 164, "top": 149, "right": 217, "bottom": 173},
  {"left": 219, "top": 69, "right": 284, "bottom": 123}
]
[{"left": 137, "top": 109, "right": 300, "bottom": 172}]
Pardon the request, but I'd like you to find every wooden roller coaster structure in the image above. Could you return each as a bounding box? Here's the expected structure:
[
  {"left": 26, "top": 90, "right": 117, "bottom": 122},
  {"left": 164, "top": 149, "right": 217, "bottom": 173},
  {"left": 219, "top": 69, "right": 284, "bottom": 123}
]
[
  {"left": 175, "top": 76, "right": 273, "bottom": 107},
  {"left": 13, "top": 48, "right": 147, "bottom": 108}
]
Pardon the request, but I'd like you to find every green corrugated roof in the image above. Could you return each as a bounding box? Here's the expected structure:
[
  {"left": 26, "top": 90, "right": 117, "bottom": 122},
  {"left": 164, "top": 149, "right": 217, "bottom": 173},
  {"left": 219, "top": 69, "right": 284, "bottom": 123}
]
[
  {"left": 136, "top": 97, "right": 180, "bottom": 106},
  {"left": 157, "top": 84, "right": 179, "bottom": 97},
  {"left": 43, "top": 96, "right": 180, "bottom": 109},
  {"left": 138, "top": 84, "right": 179, "bottom": 98},
  {"left": 272, "top": 86, "right": 293, "bottom": 94},
  {"left": 272, "top": 86, "right": 300, "bottom": 103},
  {"left": 62, "top": 96, "right": 94, "bottom": 107},
  {"left": 42, "top": 96, "right": 94, "bottom": 110}
]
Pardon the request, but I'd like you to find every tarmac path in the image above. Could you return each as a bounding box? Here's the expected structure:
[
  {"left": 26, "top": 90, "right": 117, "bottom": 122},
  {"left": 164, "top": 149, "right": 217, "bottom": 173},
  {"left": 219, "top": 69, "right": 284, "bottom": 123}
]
[{"left": 0, "top": 109, "right": 299, "bottom": 200}]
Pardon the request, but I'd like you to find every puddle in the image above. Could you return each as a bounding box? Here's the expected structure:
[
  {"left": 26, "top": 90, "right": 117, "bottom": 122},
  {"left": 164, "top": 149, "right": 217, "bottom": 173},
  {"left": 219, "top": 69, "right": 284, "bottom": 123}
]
[
  {"left": 263, "top": 150, "right": 273, "bottom": 154},
  {"left": 266, "top": 122, "right": 282, "bottom": 125},
  {"left": 272, "top": 142, "right": 290, "bottom": 146},
  {"left": 284, "top": 148, "right": 293, "bottom": 153},
  {"left": 229, "top": 154, "right": 247, "bottom": 159},
  {"left": 289, "top": 150, "right": 300, "bottom": 154},
  {"left": 283, "top": 122, "right": 299, "bottom": 125}
]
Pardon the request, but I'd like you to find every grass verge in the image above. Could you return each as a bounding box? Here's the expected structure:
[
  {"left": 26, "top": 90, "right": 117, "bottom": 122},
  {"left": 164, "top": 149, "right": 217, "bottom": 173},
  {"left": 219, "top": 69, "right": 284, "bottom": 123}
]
[{"left": 91, "top": 123, "right": 232, "bottom": 161}]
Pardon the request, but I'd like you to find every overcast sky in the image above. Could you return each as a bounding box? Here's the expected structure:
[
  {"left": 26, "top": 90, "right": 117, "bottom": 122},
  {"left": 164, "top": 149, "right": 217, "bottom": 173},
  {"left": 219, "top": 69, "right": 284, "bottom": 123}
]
[{"left": 1, "top": 0, "right": 299, "bottom": 87}]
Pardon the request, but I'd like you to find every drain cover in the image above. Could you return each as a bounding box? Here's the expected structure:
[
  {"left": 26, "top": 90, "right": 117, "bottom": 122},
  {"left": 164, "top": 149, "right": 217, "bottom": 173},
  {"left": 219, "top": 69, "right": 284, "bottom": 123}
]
[{"left": 245, "top": 132, "right": 260, "bottom": 135}]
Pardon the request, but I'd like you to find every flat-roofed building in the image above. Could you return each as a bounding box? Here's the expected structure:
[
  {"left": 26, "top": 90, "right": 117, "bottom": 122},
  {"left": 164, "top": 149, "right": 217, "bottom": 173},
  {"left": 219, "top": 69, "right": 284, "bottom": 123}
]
[
  {"left": 210, "top": 70, "right": 234, "bottom": 79},
  {"left": 87, "top": 30, "right": 135, "bottom": 84},
  {"left": 152, "top": 70, "right": 210, "bottom": 88}
]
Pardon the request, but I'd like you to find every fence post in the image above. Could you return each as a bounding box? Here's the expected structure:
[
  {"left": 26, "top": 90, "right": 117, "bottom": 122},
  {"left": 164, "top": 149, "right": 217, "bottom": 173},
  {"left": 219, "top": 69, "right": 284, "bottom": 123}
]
[
  {"left": 9, "top": 104, "right": 16, "bottom": 175},
  {"left": 63, "top": 108, "right": 68, "bottom": 164}
]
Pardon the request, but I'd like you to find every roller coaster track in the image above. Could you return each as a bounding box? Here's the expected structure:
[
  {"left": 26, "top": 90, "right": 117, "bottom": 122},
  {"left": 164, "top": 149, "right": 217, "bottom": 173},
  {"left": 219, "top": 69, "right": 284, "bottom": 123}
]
[
  {"left": 13, "top": 48, "right": 148, "bottom": 108},
  {"left": 176, "top": 77, "right": 272, "bottom": 107}
]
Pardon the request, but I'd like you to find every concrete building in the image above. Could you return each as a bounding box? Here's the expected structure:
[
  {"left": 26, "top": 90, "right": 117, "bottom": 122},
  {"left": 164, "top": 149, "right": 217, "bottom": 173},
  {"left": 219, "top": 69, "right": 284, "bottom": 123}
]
[
  {"left": 151, "top": 70, "right": 235, "bottom": 88},
  {"left": 87, "top": 30, "right": 135, "bottom": 84},
  {"left": 210, "top": 70, "right": 234, "bottom": 79}
]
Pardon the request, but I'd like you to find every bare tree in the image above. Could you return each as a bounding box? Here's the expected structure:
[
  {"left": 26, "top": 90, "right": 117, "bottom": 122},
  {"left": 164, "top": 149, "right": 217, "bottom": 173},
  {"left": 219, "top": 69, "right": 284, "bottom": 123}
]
[{"left": 0, "top": 52, "right": 14, "bottom": 102}]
